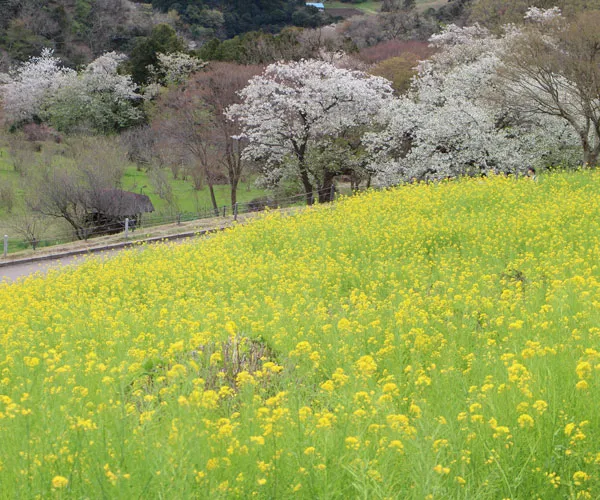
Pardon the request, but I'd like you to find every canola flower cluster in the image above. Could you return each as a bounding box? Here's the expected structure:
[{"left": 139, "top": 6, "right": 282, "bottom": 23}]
[{"left": 1, "top": 172, "right": 600, "bottom": 498}]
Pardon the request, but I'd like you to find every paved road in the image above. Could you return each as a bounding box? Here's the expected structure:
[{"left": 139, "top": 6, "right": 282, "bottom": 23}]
[
  {"left": 0, "top": 236, "right": 188, "bottom": 283},
  {"left": 0, "top": 250, "right": 120, "bottom": 283},
  {"left": 0, "top": 228, "right": 218, "bottom": 284}
]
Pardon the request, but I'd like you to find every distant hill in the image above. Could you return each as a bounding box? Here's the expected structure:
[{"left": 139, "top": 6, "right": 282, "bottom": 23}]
[
  {"left": 150, "top": 0, "right": 308, "bottom": 37},
  {"left": 0, "top": 0, "right": 328, "bottom": 70},
  {"left": 0, "top": 0, "right": 143, "bottom": 68}
]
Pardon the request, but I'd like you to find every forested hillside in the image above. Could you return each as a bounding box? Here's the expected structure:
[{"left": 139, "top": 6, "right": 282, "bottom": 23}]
[
  {"left": 0, "top": 0, "right": 139, "bottom": 67},
  {"left": 151, "top": 0, "right": 306, "bottom": 37},
  {"left": 0, "top": 0, "right": 326, "bottom": 70},
  {"left": 3, "top": 0, "right": 600, "bottom": 72}
]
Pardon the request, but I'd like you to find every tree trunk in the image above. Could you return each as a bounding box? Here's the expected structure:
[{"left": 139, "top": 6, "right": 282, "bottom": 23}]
[
  {"left": 225, "top": 144, "right": 241, "bottom": 208},
  {"left": 201, "top": 160, "right": 220, "bottom": 215},
  {"left": 579, "top": 130, "right": 600, "bottom": 167},
  {"left": 298, "top": 160, "right": 314, "bottom": 206},
  {"left": 293, "top": 137, "right": 314, "bottom": 205},
  {"left": 583, "top": 145, "right": 599, "bottom": 167},
  {"left": 301, "top": 172, "right": 314, "bottom": 205},
  {"left": 318, "top": 170, "right": 336, "bottom": 203},
  {"left": 230, "top": 176, "right": 238, "bottom": 207},
  {"left": 208, "top": 181, "right": 219, "bottom": 216},
  {"left": 70, "top": 221, "right": 88, "bottom": 240}
]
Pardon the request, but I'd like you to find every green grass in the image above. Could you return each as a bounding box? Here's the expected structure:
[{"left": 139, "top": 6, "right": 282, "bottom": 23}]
[
  {"left": 325, "top": 0, "right": 382, "bottom": 14},
  {"left": 416, "top": 0, "right": 448, "bottom": 11},
  {"left": 0, "top": 146, "right": 269, "bottom": 248},
  {"left": 324, "top": 0, "right": 448, "bottom": 14},
  {"left": 121, "top": 167, "right": 267, "bottom": 215},
  {"left": 0, "top": 148, "right": 14, "bottom": 173}
]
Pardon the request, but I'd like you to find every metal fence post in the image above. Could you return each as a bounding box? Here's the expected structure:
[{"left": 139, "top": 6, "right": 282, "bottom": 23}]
[
  {"left": 222, "top": 206, "right": 226, "bottom": 217},
  {"left": 177, "top": 213, "right": 181, "bottom": 225},
  {"left": 3, "top": 235, "right": 7, "bottom": 257},
  {"left": 125, "top": 218, "right": 129, "bottom": 239},
  {"left": 234, "top": 202, "right": 238, "bottom": 221},
  {"left": 330, "top": 184, "right": 335, "bottom": 201}
]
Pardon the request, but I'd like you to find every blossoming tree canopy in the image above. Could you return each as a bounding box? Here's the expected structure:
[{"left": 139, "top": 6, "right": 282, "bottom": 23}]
[
  {"left": 498, "top": 8, "right": 600, "bottom": 166},
  {"left": 226, "top": 60, "right": 394, "bottom": 204},
  {"left": 0, "top": 50, "right": 142, "bottom": 133},
  {"left": 365, "top": 9, "right": 583, "bottom": 184},
  {"left": 0, "top": 48, "right": 75, "bottom": 125}
]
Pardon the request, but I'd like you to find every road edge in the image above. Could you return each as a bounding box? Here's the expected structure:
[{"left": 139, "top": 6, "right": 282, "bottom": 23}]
[{"left": 0, "top": 227, "right": 224, "bottom": 268}]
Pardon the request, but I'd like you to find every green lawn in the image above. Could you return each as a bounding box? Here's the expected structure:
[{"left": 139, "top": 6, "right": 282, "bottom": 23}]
[
  {"left": 0, "top": 146, "right": 269, "bottom": 248},
  {"left": 325, "top": 0, "right": 382, "bottom": 14},
  {"left": 324, "top": 0, "right": 449, "bottom": 14},
  {"left": 121, "top": 167, "right": 267, "bottom": 215}
]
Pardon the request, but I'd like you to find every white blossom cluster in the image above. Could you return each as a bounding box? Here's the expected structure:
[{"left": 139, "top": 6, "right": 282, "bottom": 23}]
[
  {"left": 149, "top": 52, "right": 206, "bottom": 86},
  {"left": 524, "top": 6, "right": 562, "bottom": 23},
  {"left": 0, "top": 50, "right": 142, "bottom": 132},
  {"left": 364, "top": 25, "right": 517, "bottom": 182},
  {"left": 227, "top": 60, "right": 394, "bottom": 188},
  {"left": 365, "top": 15, "right": 579, "bottom": 184},
  {"left": 45, "top": 52, "right": 142, "bottom": 133},
  {"left": 227, "top": 9, "right": 582, "bottom": 188},
  {"left": 1, "top": 49, "right": 75, "bottom": 125}
]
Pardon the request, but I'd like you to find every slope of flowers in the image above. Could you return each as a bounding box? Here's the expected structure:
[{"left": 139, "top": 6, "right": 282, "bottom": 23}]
[{"left": 1, "top": 172, "right": 600, "bottom": 498}]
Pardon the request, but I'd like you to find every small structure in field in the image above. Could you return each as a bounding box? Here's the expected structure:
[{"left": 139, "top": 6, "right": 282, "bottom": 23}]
[
  {"left": 306, "top": 2, "right": 325, "bottom": 10},
  {"left": 86, "top": 189, "right": 154, "bottom": 235}
]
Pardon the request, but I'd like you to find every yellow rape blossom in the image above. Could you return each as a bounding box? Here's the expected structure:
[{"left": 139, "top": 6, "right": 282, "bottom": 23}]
[{"left": 51, "top": 476, "right": 69, "bottom": 489}]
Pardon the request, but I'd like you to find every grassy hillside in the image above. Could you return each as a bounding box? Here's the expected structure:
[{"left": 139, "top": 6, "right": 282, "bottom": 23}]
[
  {"left": 0, "top": 148, "right": 265, "bottom": 216},
  {"left": 0, "top": 146, "right": 267, "bottom": 248},
  {"left": 120, "top": 167, "right": 266, "bottom": 214},
  {"left": 325, "top": 1, "right": 383, "bottom": 14},
  {"left": 324, "top": 0, "right": 449, "bottom": 15},
  {"left": 1, "top": 171, "right": 600, "bottom": 497}
]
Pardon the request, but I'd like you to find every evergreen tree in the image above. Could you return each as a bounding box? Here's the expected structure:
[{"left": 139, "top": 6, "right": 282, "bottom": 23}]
[{"left": 127, "top": 24, "right": 185, "bottom": 85}]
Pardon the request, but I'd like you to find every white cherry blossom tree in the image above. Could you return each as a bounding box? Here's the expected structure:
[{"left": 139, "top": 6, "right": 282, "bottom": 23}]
[
  {"left": 366, "top": 14, "right": 580, "bottom": 184},
  {"left": 42, "top": 52, "right": 143, "bottom": 133},
  {"left": 1, "top": 51, "right": 142, "bottom": 133},
  {"left": 148, "top": 52, "right": 206, "bottom": 86},
  {"left": 227, "top": 60, "right": 394, "bottom": 204},
  {"left": 0, "top": 48, "right": 74, "bottom": 126},
  {"left": 498, "top": 8, "right": 600, "bottom": 166}
]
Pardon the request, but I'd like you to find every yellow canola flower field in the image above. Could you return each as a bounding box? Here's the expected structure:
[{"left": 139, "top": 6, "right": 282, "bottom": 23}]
[{"left": 1, "top": 172, "right": 600, "bottom": 498}]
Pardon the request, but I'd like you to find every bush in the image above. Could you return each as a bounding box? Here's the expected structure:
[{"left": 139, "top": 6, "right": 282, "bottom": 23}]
[
  {"left": 245, "top": 196, "right": 275, "bottom": 212},
  {"left": 21, "top": 123, "right": 60, "bottom": 143}
]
